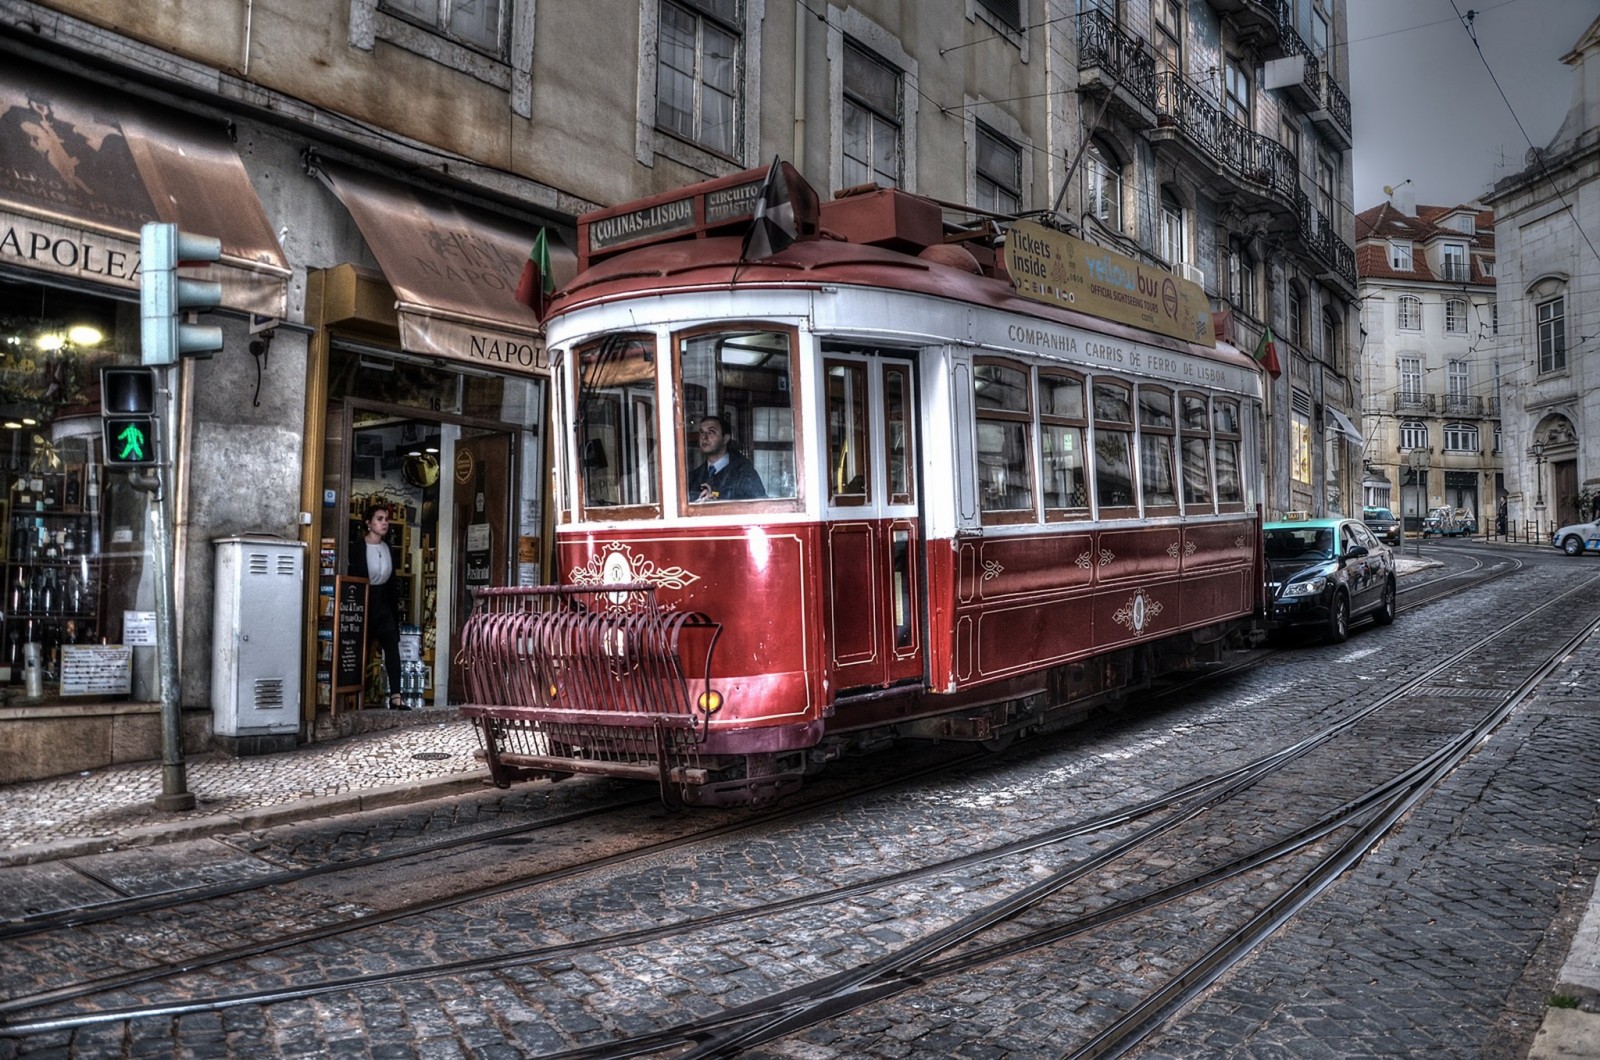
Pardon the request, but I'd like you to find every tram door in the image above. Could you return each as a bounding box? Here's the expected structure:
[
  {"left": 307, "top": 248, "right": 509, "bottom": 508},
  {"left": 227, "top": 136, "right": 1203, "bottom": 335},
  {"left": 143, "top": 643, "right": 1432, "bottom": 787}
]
[{"left": 821, "top": 351, "right": 924, "bottom": 691}]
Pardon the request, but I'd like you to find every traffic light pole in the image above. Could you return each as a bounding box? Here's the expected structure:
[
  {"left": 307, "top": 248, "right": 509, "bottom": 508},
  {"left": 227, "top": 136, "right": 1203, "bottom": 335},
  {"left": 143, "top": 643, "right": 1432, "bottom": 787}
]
[{"left": 136, "top": 364, "right": 193, "bottom": 812}]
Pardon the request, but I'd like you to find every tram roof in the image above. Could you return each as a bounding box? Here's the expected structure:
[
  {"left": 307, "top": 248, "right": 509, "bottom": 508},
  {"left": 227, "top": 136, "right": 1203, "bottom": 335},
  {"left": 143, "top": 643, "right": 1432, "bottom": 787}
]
[{"left": 549, "top": 231, "right": 1257, "bottom": 372}]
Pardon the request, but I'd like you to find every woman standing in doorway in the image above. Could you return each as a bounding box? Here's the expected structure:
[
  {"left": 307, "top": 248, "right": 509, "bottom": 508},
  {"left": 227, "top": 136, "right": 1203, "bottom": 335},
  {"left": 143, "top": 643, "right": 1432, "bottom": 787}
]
[{"left": 350, "top": 502, "right": 407, "bottom": 709}]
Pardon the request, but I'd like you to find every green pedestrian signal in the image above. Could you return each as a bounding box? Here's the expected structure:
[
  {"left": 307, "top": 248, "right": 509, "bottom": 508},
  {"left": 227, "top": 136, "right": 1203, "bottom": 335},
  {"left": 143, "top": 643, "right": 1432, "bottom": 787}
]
[
  {"left": 101, "top": 366, "right": 161, "bottom": 468},
  {"left": 104, "top": 416, "right": 158, "bottom": 467}
]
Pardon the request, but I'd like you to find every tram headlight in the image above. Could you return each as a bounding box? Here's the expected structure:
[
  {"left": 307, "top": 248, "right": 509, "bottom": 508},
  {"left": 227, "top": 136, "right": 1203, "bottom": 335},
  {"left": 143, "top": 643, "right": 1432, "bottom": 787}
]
[
  {"left": 1282, "top": 576, "right": 1327, "bottom": 597},
  {"left": 698, "top": 689, "right": 724, "bottom": 714}
]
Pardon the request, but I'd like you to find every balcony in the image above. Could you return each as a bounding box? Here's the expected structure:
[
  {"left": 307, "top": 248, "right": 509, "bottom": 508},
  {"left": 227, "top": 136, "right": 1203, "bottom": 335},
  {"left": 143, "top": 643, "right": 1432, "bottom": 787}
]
[
  {"left": 1205, "top": 0, "right": 1284, "bottom": 53},
  {"left": 1292, "top": 190, "right": 1358, "bottom": 292},
  {"left": 1442, "top": 394, "right": 1483, "bottom": 417},
  {"left": 1394, "top": 393, "right": 1435, "bottom": 413},
  {"left": 1309, "top": 71, "right": 1352, "bottom": 149},
  {"left": 1152, "top": 73, "right": 1298, "bottom": 213},
  {"left": 1438, "top": 262, "right": 1472, "bottom": 283},
  {"left": 1076, "top": 8, "right": 1158, "bottom": 128}
]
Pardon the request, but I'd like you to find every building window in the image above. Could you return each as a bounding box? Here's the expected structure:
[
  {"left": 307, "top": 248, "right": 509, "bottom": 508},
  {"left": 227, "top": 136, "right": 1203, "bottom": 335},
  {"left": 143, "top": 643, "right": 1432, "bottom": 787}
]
[
  {"left": 1389, "top": 241, "right": 1412, "bottom": 271},
  {"left": 1445, "top": 298, "right": 1467, "bottom": 334},
  {"left": 1223, "top": 54, "right": 1249, "bottom": 122},
  {"left": 1447, "top": 358, "right": 1469, "bottom": 399},
  {"left": 1537, "top": 296, "right": 1566, "bottom": 373},
  {"left": 1083, "top": 139, "right": 1123, "bottom": 231},
  {"left": 975, "top": 124, "right": 1021, "bottom": 215},
  {"left": 1480, "top": 259, "right": 1495, "bottom": 278},
  {"left": 977, "top": 0, "right": 1021, "bottom": 30},
  {"left": 1400, "top": 420, "right": 1428, "bottom": 450},
  {"left": 1291, "top": 389, "right": 1312, "bottom": 486},
  {"left": 1442, "top": 243, "right": 1469, "bottom": 282},
  {"left": 1490, "top": 300, "right": 1498, "bottom": 334},
  {"left": 1288, "top": 283, "right": 1305, "bottom": 348},
  {"left": 1159, "top": 187, "right": 1186, "bottom": 268},
  {"left": 1228, "top": 244, "right": 1257, "bottom": 318},
  {"left": 1397, "top": 295, "right": 1421, "bottom": 331},
  {"left": 1310, "top": 8, "right": 1327, "bottom": 53},
  {"left": 1322, "top": 305, "right": 1340, "bottom": 368},
  {"left": 1153, "top": 0, "right": 1183, "bottom": 74},
  {"left": 382, "top": 0, "right": 505, "bottom": 53},
  {"left": 1493, "top": 424, "right": 1502, "bottom": 453},
  {"left": 843, "top": 41, "right": 902, "bottom": 188},
  {"left": 1317, "top": 155, "right": 1335, "bottom": 224},
  {"left": 656, "top": 0, "right": 740, "bottom": 157},
  {"left": 1399, "top": 356, "right": 1421, "bottom": 403},
  {"left": 1444, "top": 422, "right": 1479, "bottom": 452}
]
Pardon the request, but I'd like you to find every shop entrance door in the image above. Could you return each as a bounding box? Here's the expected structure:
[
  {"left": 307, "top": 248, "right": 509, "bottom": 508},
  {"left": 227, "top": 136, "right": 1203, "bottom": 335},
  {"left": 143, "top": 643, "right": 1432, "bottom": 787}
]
[{"left": 445, "top": 429, "right": 515, "bottom": 700}]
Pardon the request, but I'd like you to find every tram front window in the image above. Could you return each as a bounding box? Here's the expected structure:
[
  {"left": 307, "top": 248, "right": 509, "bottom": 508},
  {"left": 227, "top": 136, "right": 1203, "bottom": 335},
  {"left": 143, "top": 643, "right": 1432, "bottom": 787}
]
[
  {"left": 577, "top": 335, "right": 658, "bottom": 511},
  {"left": 679, "top": 330, "right": 797, "bottom": 505}
]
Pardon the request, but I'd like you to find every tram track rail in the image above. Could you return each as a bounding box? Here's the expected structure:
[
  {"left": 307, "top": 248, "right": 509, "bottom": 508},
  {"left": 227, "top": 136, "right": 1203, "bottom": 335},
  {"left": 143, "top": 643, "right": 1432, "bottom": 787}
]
[{"left": 3, "top": 565, "right": 1594, "bottom": 1053}]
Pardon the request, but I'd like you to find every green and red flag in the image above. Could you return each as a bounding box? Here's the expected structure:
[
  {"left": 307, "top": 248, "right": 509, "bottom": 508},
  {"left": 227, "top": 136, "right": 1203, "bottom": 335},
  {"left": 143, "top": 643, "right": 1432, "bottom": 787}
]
[
  {"left": 1253, "top": 325, "right": 1282, "bottom": 380},
  {"left": 514, "top": 227, "right": 555, "bottom": 320}
]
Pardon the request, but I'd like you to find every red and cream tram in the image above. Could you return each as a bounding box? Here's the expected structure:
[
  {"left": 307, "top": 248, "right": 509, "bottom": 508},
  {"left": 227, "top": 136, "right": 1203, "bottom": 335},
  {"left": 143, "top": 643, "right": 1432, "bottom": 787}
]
[{"left": 460, "top": 164, "right": 1267, "bottom": 806}]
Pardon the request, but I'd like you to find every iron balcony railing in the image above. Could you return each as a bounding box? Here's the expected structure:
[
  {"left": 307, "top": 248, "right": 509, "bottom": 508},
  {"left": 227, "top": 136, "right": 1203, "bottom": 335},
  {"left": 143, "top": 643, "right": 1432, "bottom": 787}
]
[
  {"left": 1077, "top": 8, "right": 1157, "bottom": 111},
  {"left": 1439, "top": 262, "right": 1472, "bottom": 282},
  {"left": 1394, "top": 393, "right": 1436, "bottom": 413},
  {"left": 1443, "top": 394, "right": 1483, "bottom": 416}
]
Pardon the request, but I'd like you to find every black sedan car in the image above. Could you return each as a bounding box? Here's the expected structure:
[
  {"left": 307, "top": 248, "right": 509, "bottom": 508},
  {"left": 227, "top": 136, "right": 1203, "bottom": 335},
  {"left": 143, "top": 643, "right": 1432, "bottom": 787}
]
[
  {"left": 1264, "top": 517, "right": 1398, "bottom": 642},
  {"left": 1363, "top": 506, "right": 1402, "bottom": 546}
]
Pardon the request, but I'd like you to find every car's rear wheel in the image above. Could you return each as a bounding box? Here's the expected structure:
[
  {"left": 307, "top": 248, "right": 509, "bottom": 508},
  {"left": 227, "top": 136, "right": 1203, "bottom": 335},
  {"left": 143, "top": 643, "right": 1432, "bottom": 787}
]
[
  {"left": 1326, "top": 593, "right": 1350, "bottom": 643},
  {"left": 1563, "top": 535, "right": 1585, "bottom": 557},
  {"left": 1373, "top": 579, "right": 1396, "bottom": 625}
]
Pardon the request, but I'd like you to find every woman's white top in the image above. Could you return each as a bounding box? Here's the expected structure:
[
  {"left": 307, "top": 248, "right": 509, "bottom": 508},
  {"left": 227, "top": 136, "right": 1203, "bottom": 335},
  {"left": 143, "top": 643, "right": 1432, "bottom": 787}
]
[{"left": 366, "top": 540, "right": 393, "bottom": 585}]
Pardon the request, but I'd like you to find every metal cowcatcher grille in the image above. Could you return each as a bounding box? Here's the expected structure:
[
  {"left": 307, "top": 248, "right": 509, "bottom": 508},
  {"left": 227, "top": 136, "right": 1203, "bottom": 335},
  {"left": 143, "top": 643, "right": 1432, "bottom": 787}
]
[{"left": 457, "top": 583, "right": 721, "bottom": 803}]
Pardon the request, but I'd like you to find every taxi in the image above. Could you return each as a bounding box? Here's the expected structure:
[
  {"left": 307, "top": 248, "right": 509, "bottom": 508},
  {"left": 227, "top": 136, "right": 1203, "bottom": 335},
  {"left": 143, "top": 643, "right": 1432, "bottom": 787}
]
[{"left": 1264, "top": 516, "right": 1398, "bottom": 643}]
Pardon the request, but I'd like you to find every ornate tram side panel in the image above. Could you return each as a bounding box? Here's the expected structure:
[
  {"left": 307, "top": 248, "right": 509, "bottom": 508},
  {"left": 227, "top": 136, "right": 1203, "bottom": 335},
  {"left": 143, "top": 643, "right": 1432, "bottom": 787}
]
[{"left": 916, "top": 312, "right": 1263, "bottom": 732}]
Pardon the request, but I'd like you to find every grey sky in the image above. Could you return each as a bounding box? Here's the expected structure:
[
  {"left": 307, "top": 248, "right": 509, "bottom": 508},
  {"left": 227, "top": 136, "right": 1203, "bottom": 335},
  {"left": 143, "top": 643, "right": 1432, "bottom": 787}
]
[{"left": 1347, "top": 0, "right": 1597, "bottom": 214}]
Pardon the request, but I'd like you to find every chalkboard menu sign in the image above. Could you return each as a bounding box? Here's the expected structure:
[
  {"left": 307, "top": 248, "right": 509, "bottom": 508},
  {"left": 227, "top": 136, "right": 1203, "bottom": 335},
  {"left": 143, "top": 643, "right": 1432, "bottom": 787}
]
[{"left": 333, "top": 576, "right": 368, "bottom": 692}]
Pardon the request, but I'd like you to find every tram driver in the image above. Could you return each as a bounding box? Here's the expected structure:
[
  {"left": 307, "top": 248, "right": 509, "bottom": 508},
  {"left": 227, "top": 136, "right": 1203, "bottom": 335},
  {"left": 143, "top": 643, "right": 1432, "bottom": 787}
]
[{"left": 688, "top": 415, "right": 766, "bottom": 502}]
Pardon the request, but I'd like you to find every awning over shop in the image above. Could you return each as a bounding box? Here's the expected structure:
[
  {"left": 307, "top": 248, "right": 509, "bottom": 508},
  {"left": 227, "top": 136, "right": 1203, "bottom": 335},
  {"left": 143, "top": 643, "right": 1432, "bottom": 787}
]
[
  {"left": 1326, "top": 407, "right": 1365, "bottom": 448},
  {"left": 316, "top": 161, "right": 575, "bottom": 376},
  {"left": 0, "top": 57, "right": 288, "bottom": 317}
]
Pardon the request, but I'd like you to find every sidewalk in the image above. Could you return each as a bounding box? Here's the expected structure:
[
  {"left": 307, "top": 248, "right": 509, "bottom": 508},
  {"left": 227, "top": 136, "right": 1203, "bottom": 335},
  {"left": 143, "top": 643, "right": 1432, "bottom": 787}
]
[{"left": 0, "top": 707, "right": 486, "bottom": 867}]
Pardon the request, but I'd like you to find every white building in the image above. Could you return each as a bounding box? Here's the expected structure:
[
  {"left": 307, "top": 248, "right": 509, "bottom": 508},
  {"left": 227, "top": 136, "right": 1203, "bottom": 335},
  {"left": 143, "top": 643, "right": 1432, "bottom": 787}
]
[
  {"left": 1485, "top": 15, "right": 1600, "bottom": 534},
  {"left": 1355, "top": 192, "right": 1500, "bottom": 532}
]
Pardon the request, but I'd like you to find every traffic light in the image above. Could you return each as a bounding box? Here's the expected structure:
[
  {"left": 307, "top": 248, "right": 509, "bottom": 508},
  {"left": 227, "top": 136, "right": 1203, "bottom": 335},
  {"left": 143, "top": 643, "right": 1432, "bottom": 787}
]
[
  {"left": 140, "top": 222, "right": 224, "bottom": 365},
  {"left": 101, "top": 366, "right": 159, "bottom": 468}
]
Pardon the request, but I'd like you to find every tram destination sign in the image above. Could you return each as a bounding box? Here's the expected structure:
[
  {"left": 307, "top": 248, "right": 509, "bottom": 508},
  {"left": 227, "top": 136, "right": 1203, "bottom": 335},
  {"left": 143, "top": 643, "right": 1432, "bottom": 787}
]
[
  {"left": 1004, "top": 220, "right": 1213, "bottom": 348},
  {"left": 582, "top": 172, "right": 765, "bottom": 261}
]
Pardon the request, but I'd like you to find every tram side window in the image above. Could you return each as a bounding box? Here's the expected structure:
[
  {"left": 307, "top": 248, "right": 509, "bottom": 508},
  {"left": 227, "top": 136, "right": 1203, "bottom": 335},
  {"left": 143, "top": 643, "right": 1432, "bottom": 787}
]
[
  {"left": 1092, "top": 380, "right": 1136, "bottom": 512},
  {"left": 679, "top": 330, "right": 797, "bottom": 505},
  {"left": 974, "top": 359, "right": 1034, "bottom": 519},
  {"left": 1039, "top": 371, "right": 1088, "bottom": 518},
  {"left": 577, "top": 335, "right": 659, "bottom": 513},
  {"left": 825, "top": 360, "right": 869, "bottom": 504},
  {"left": 1213, "top": 398, "right": 1244, "bottom": 506},
  {"left": 884, "top": 365, "right": 914, "bottom": 506},
  {"left": 1179, "top": 391, "right": 1214, "bottom": 511},
  {"left": 1138, "top": 386, "right": 1177, "bottom": 511}
]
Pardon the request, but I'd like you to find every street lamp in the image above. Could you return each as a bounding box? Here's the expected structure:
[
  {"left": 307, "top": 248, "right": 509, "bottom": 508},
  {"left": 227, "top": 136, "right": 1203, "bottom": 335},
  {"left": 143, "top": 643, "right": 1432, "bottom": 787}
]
[{"left": 1532, "top": 441, "right": 1547, "bottom": 538}]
